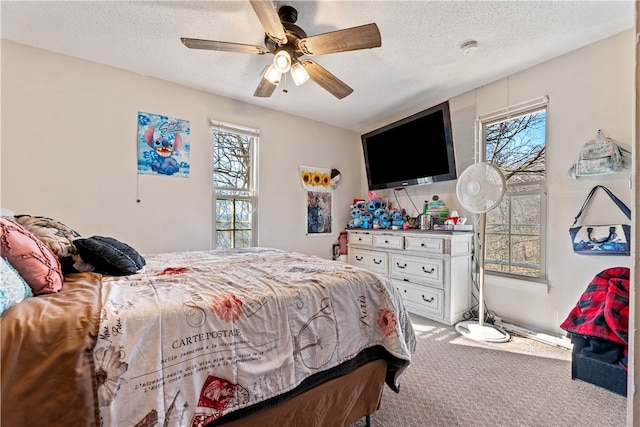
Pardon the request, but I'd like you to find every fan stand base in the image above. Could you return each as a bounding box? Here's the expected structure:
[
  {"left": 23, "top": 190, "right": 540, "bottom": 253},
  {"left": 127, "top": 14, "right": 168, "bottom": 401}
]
[{"left": 455, "top": 320, "right": 510, "bottom": 343}]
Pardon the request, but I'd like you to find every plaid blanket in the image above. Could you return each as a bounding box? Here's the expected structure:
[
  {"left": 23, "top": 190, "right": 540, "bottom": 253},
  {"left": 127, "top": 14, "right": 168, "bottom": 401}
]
[{"left": 560, "top": 267, "right": 630, "bottom": 346}]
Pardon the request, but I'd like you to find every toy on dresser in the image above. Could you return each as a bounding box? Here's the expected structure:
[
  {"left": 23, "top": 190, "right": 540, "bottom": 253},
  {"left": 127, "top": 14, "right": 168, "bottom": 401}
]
[
  {"left": 347, "top": 206, "right": 362, "bottom": 229},
  {"left": 346, "top": 198, "right": 395, "bottom": 229},
  {"left": 389, "top": 209, "right": 404, "bottom": 228},
  {"left": 367, "top": 198, "right": 388, "bottom": 229},
  {"left": 347, "top": 200, "right": 367, "bottom": 229}
]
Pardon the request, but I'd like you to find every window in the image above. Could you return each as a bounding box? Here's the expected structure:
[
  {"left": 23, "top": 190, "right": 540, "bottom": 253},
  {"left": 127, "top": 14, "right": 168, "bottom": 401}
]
[
  {"left": 479, "top": 99, "right": 547, "bottom": 280},
  {"left": 212, "top": 121, "right": 258, "bottom": 249}
]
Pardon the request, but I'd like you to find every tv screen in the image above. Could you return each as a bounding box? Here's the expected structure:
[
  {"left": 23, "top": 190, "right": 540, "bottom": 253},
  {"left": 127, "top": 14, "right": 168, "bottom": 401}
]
[{"left": 361, "top": 101, "right": 457, "bottom": 190}]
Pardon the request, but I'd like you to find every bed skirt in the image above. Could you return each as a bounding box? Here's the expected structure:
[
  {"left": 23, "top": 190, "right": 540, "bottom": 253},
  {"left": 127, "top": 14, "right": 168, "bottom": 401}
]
[{"left": 216, "top": 358, "right": 387, "bottom": 426}]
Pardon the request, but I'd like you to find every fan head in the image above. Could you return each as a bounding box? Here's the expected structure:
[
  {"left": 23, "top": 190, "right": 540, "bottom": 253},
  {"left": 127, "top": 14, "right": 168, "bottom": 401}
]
[{"left": 456, "top": 162, "right": 506, "bottom": 214}]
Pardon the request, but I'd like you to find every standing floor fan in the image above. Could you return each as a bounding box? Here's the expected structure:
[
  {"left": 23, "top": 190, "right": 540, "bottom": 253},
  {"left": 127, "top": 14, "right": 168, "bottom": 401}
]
[{"left": 454, "top": 162, "right": 510, "bottom": 343}]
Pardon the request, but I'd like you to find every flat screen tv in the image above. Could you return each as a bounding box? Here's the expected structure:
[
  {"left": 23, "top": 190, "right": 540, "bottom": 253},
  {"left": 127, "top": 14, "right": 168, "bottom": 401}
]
[{"left": 361, "top": 101, "right": 457, "bottom": 190}]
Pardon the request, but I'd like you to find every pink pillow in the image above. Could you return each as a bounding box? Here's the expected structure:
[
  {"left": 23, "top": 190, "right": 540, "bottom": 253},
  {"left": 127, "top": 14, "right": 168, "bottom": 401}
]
[{"left": 0, "top": 217, "right": 63, "bottom": 294}]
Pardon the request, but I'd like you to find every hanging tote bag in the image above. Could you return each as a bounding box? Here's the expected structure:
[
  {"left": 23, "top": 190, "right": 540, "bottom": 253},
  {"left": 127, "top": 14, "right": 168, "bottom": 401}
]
[{"left": 569, "top": 185, "right": 631, "bottom": 256}]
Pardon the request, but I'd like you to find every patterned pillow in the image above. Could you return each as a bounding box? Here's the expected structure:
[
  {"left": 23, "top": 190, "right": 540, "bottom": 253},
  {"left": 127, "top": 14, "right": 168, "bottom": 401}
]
[
  {"left": 13, "top": 215, "right": 81, "bottom": 258},
  {"left": 0, "top": 257, "right": 33, "bottom": 315},
  {"left": 0, "top": 217, "right": 63, "bottom": 294},
  {"left": 74, "top": 236, "right": 146, "bottom": 276}
]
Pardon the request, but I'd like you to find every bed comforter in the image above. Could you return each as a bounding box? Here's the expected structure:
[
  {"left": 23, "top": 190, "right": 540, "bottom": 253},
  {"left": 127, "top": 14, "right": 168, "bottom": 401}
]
[{"left": 2, "top": 248, "right": 415, "bottom": 427}]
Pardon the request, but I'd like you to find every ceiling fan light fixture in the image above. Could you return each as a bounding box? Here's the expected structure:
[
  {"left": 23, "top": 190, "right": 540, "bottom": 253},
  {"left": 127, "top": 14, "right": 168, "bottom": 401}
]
[
  {"left": 290, "top": 61, "right": 309, "bottom": 86},
  {"left": 264, "top": 64, "right": 282, "bottom": 84},
  {"left": 273, "top": 48, "right": 292, "bottom": 73}
]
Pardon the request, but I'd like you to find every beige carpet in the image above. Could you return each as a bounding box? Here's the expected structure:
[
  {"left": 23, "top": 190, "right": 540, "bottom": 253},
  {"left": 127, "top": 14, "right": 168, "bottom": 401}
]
[{"left": 355, "top": 314, "right": 627, "bottom": 427}]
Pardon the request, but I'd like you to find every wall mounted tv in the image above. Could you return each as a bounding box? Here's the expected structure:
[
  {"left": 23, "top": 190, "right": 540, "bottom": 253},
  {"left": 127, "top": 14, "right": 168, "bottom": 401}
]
[{"left": 361, "top": 101, "right": 457, "bottom": 190}]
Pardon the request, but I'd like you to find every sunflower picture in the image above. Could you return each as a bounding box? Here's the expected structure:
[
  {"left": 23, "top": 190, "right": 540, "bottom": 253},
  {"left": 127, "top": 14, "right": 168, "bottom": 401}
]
[{"left": 299, "top": 165, "right": 331, "bottom": 192}]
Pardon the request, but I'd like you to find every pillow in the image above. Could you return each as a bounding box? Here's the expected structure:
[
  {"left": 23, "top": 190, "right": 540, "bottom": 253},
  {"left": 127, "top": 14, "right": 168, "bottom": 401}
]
[
  {"left": 0, "top": 217, "right": 63, "bottom": 294},
  {"left": 13, "top": 214, "right": 81, "bottom": 258},
  {"left": 73, "top": 236, "right": 146, "bottom": 276},
  {"left": 0, "top": 257, "right": 33, "bottom": 315}
]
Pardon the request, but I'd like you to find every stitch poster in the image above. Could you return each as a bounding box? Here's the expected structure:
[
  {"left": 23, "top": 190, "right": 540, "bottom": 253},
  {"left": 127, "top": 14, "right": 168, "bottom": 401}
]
[
  {"left": 306, "top": 190, "right": 332, "bottom": 235},
  {"left": 138, "top": 112, "right": 190, "bottom": 177}
]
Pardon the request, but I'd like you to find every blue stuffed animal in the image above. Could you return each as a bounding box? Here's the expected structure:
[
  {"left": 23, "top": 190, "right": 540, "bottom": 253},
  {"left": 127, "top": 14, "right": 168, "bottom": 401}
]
[
  {"left": 367, "top": 198, "right": 386, "bottom": 214},
  {"left": 347, "top": 207, "right": 362, "bottom": 228},
  {"left": 361, "top": 212, "right": 372, "bottom": 229},
  {"left": 379, "top": 211, "right": 391, "bottom": 229},
  {"left": 390, "top": 209, "right": 404, "bottom": 228},
  {"left": 354, "top": 201, "right": 368, "bottom": 215}
]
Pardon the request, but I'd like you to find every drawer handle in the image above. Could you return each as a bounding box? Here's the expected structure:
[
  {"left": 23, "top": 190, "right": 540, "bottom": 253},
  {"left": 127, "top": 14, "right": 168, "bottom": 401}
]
[
  {"left": 355, "top": 256, "right": 363, "bottom": 261},
  {"left": 422, "top": 267, "right": 435, "bottom": 274},
  {"left": 396, "top": 262, "right": 407, "bottom": 269},
  {"left": 422, "top": 295, "right": 435, "bottom": 303},
  {"left": 384, "top": 240, "right": 389, "bottom": 243},
  {"left": 373, "top": 258, "right": 382, "bottom": 264},
  {"left": 420, "top": 243, "right": 426, "bottom": 247}
]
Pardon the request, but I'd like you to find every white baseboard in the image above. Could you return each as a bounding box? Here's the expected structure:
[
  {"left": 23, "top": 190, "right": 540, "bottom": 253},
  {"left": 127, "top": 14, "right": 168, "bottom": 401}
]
[{"left": 496, "top": 320, "right": 572, "bottom": 350}]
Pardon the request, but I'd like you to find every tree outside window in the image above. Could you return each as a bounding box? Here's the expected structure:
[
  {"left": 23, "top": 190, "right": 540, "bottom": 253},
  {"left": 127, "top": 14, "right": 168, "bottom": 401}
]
[
  {"left": 482, "top": 107, "right": 546, "bottom": 279},
  {"left": 213, "top": 127, "right": 257, "bottom": 249}
]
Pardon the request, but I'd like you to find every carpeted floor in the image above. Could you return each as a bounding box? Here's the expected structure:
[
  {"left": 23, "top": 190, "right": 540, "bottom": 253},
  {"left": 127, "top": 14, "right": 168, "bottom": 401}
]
[{"left": 354, "top": 314, "right": 627, "bottom": 427}]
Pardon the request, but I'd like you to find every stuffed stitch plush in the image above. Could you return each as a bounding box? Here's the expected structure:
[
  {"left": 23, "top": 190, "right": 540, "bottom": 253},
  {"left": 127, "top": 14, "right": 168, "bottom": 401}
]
[
  {"left": 347, "top": 207, "right": 362, "bottom": 228},
  {"left": 379, "top": 211, "right": 391, "bottom": 229},
  {"left": 390, "top": 209, "right": 404, "bottom": 228}
]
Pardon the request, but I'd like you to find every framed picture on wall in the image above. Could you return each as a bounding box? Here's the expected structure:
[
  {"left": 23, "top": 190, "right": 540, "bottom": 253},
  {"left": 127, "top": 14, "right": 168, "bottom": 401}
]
[
  {"left": 137, "top": 111, "right": 190, "bottom": 178},
  {"left": 306, "top": 190, "right": 332, "bottom": 235}
]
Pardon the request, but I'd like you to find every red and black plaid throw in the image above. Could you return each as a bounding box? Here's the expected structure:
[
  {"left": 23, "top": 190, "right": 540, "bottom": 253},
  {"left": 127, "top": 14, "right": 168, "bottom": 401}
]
[{"left": 560, "top": 267, "right": 630, "bottom": 345}]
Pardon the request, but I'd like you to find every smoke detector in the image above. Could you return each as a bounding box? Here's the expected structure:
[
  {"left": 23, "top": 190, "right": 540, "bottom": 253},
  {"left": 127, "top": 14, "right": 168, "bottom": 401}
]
[{"left": 461, "top": 40, "right": 478, "bottom": 54}]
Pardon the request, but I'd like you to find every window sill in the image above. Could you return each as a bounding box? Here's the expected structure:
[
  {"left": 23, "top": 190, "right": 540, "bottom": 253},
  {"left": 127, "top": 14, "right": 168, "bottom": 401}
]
[{"left": 486, "top": 274, "right": 549, "bottom": 294}]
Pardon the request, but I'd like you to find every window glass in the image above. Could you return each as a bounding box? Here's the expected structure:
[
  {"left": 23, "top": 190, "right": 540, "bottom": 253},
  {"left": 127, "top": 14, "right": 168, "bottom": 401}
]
[
  {"left": 213, "top": 127, "right": 257, "bottom": 249},
  {"left": 482, "top": 107, "right": 546, "bottom": 279}
]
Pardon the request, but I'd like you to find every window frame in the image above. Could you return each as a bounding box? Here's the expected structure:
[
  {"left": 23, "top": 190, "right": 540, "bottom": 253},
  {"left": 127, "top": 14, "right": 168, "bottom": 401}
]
[
  {"left": 476, "top": 96, "right": 548, "bottom": 283},
  {"left": 211, "top": 120, "right": 259, "bottom": 249}
]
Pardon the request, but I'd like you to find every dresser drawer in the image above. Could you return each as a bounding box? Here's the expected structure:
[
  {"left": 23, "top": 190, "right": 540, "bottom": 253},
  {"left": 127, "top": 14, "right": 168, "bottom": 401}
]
[
  {"left": 390, "top": 254, "right": 443, "bottom": 287},
  {"left": 373, "top": 234, "right": 404, "bottom": 250},
  {"left": 350, "top": 248, "right": 387, "bottom": 275},
  {"left": 404, "top": 235, "right": 445, "bottom": 254},
  {"left": 349, "top": 232, "right": 373, "bottom": 246},
  {"left": 392, "top": 279, "right": 444, "bottom": 317}
]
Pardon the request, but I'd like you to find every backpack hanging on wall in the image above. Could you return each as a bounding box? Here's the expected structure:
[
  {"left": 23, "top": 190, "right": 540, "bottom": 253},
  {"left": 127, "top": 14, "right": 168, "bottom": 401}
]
[{"left": 573, "top": 130, "right": 626, "bottom": 177}]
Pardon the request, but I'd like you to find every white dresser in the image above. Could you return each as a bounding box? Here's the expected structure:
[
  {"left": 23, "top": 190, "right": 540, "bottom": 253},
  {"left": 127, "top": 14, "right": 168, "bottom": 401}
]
[{"left": 347, "top": 229, "right": 473, "bottom": 325}]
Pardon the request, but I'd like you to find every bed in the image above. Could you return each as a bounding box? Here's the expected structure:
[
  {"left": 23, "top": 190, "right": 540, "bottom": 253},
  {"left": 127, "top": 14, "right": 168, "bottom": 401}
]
[{"left": 1, "top": 215, "right": 416, "bottom": 427}]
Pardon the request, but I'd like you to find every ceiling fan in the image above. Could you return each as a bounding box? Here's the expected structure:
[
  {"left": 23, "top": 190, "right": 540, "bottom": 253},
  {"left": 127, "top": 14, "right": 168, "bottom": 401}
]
[{"left": 180, "top": 1, "right": 381, "bottom": 99}]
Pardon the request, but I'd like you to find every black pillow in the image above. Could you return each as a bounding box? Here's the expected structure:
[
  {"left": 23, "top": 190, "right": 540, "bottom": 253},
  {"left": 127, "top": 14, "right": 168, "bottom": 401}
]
[{"left": 73, "top": 236, "right": 145, "bottom": 276}]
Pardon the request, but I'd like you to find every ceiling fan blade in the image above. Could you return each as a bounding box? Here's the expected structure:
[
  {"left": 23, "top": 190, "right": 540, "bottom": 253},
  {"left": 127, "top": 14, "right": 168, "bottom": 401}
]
[
  {"left": 181, "top": 38, "right": 268, "bottom": 55},
  {"left": 249, "top": 0, "right": 287, "bottom": 45},
  {"left": 301, "top": 60, "right": 353, "bottom": 99},
  {"left": 253, "top": 76, "right": 277, "bottom": 97},
  {"left": 297, "top": 23, "right": 381, "bottom": 56}
]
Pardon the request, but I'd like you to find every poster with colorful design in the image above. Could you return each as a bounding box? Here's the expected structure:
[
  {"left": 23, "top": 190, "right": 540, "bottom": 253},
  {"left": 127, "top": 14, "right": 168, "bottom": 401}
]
[
  {"left": 307, "top": 190, "right": 332, "bottom": 235},
  {"left": 138, "top": 112, "right": 190, "bottom": 177},
  {"left": 299, "top": 165, "right": 331, "bottom": 191}
]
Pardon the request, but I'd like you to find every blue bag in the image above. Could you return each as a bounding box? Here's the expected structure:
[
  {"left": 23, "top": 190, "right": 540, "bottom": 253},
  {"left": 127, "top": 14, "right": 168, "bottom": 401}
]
[{"left": 569, "top": 185, "right": 631, "bottom": 256}]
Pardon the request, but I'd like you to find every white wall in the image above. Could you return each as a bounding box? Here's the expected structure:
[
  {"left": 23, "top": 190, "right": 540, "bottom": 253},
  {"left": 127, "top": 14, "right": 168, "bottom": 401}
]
[
  {"left": 367, "top": 29, "right": 634, "bottom": 336},
  {"left": 0, "top": 40, "right": 361, "bottom": 259},
  {"left": 1, "top": 29, "right": 634, "bottom": 338}
]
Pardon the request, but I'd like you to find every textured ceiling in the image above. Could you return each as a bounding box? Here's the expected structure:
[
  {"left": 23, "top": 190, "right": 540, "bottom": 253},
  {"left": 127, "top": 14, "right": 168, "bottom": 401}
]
[{"left": 1, "top": 1, "right": 634, "bottom": 133}]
